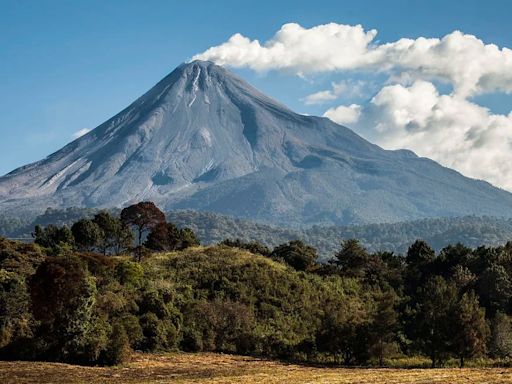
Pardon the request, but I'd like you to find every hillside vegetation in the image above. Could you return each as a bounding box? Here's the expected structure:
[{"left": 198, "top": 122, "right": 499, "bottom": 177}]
[{"left": 1, "top": 202, "right": 512, "bottom": 370}]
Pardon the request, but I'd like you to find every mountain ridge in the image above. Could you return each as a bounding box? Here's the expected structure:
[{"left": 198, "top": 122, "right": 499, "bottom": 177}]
[{"left": 1, "top": 60, "right": 512, "bottom": 225}]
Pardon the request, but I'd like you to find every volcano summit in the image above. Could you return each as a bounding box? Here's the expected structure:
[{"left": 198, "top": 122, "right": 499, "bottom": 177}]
[{"left": 1, "top": 60, "right": 511, "bottom": 225}]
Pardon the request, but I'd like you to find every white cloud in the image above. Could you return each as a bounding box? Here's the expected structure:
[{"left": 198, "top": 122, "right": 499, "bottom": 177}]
[
  {"left": 302, "top": 79, "right": 366, "bottom": 105},
  {"left": 302, "top": 90, "right": 338, "bottom": 105},
  {"left": 72, "top": 128, "right": 91, "bottom": 139},
  {"left": 195, "top": 23, "right": 512, "bottom": 97},
  {"left": 352, "top": 80, "right": 512, "bottom": 190},
  {"left": 376, "top": 31, "right": 512, "bottom": 97},
  {"left": 194, "top": 23, "right": 378, "bottom": 75},
  {"left": 323, "top": 104, "right": 362, "bottom": 125}
]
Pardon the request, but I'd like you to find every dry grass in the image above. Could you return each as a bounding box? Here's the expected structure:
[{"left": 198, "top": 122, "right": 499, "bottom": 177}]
[{"left": 1, "top": 353, "right": 511, "bottom": 384}]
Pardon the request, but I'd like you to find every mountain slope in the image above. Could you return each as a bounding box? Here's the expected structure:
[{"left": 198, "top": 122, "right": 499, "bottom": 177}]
[{"left": 1, "top": 60, "right": 512, "bottom": 225}]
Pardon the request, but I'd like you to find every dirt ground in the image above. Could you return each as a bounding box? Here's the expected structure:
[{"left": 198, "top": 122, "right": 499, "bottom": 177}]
[{"left": 1, "top": 353, "right": 512, "bottom": 384}]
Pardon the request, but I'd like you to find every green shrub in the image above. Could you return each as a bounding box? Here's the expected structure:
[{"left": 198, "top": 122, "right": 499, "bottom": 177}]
[{"left": 103, "top": 322, "right": 131, "bottom": 365}]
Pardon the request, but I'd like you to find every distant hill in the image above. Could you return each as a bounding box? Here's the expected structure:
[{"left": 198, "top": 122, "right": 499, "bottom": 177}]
[
  {"left": 1, "top": 60, "right": 512, "bottom": 225},
  {"left": 2, "top": 208, "right": 511, "bottom": 259}
]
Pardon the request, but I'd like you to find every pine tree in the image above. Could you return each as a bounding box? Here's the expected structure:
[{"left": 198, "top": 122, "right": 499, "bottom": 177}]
[
  {"left": 413, "top": 276, "right": 457, "bottom": 367},
  {"left": 452, "top": 291, "right": 489, "bottom": 367},
  {"left": 370, "top": 290, "right": 399, "bottom": 366}
]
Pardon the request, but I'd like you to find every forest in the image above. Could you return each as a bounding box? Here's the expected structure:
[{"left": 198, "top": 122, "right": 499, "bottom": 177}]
[
  {"left": 2, "top": 207, "right": 512, "bottom": 257},
  {"left": 1, "top": 202, "right": 512, "bottom": 368}
]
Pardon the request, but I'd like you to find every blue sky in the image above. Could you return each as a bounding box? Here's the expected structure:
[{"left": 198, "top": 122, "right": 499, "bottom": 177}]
[{"left": 1, "top": 0, "right": 512, "bottom": 188}]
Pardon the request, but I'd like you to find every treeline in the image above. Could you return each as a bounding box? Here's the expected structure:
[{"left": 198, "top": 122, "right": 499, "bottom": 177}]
[
  {"left": 3, "top": 207, "right": 512, "bottom": 258},
  {"left": 1, "top": 202, "right": 512, "bottom": 368},
  {"left": 168, "top": 210, "right": 512, "bottom": 257},
  {"left": 30, "top": 202, "right": 199, "bottom": 258}
]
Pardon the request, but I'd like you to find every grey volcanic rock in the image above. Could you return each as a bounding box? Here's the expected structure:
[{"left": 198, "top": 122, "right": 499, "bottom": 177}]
[{"left": 1, "top": 60, "right": 512, "bottom": 225}]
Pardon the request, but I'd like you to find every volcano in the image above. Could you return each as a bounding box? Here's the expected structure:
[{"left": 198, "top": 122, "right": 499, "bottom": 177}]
[{"left": 1, "top": 60, "right": 511, "bottom": 225}]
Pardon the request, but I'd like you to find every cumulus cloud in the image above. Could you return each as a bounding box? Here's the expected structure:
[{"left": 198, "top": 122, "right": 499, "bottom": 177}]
[
  {"left": 323, "top": 104, "right": 362, "bottom": 125},
  {"left": 377, "top": 32, "right": 512, "bottom": 97},
  {"left": 302, "top": 90, "right": 338, "bottom": 105},
  {"left": 351, "top": 80, "right": 512, "bottom": 190},
  {"left": 302, "top": 80, "right": 366, "bottom": 105},
  {"left": 195, "top": 22, "right": 512, "bottom": 97},
  {"left": 72, "top": 128, "right": 91, "bottom": 139},
  {"left": 194, "top": 23, "right": 378, "bottom": 75}
]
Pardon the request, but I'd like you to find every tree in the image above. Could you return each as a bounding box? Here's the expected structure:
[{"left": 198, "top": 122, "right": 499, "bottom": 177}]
[
  {"left": 406, "top": 239, "right": 435, "bottom": 265},
  {"left": 412, "top": 276, "right": 457, "bottom": 367},
  {"left": 139, "top": 312, "right": 178, "bottom": 351},
  {"left": 452, "top": 291, "right": 489, "bottom": 367},
  {"left": 0, "top": 271, "right": 33, "bottom": 350},
  {"left": 120, "top": 202, "right": 165, "bottom": 247},
  {"left": 145, "top": 223, "right": 199, "bottom": 252},
  {"left": 220, "top": 239, "right": 271, "bottom": 256},
  {"left": 271, "top": 240, "right": 317, "bottom": 271},
  {"left": 29, "top": 255, "right": 97, "bottom": 362},
  {"left": 369, "top": 290, "right": 399, "bottom": 366},
  {"left": 405, "top": 240, "right": 436, "bottom": 297},
  {"left": 316, "top": 296, "right": 370, "bottom": 365},
  {"left": 71, "top": 219, "right": 102, "bottom": 252},
  {"left": 0, "top": 238, "right": 44, "bottom": 354},
  {"left": 111, "top": 222, "right": 134, "bottom": 255},
  {"left": 104, "top": 322, "right": 131, "bottom": 365},
  {"left": 330, "top": 239, "right": 370, "bottom": 278},
  {"left": 145, "top": 222, "right": 181, "bottom": 251},
  {"left": 32, "top": 224, "right": 75, "bottom": 254},
  {"left": 179, "top": 228, "right": 199, "bottom": 249},
  {"left": 133, "top": 245, "right": 151, "bottom": 262},
  {"left": 93, "top": 211, "right": 132, "bottom": 255},
  {"left": 181, "top": 300, "right": 255, "bottom": 353},
  {"left": 438, "top": 243, "right": 474, "bottom": 278},
  {"left": 478, "top": 264, "right": 512, "bottom": 315},
  {"left": 452, "top": 265, "right": 477, "bottom": 292},
  {"left": 489, "top": 312, "right": 512, "bottom": 358}
]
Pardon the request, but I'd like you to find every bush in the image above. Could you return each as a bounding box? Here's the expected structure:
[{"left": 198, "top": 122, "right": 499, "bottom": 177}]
[
  {"left": 103, "top": 322, "right": 131, "bottom": 365},
  {"left": 140, "top": 312, "right": 178, "bottom": 351},
  {"left": 120, "top": 315, "right": 144, "bottom": 349},
  {"left": 116, "top": 261, "right": 144, "bottom": 287},
  {"left": 271, "top": 240, "right": 318, "bottom": 271}
]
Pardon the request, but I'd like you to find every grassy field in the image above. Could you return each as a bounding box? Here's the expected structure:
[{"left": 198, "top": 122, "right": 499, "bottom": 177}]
[{"left": 1, "top": 353, "right": 512, "bottom": 384}]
